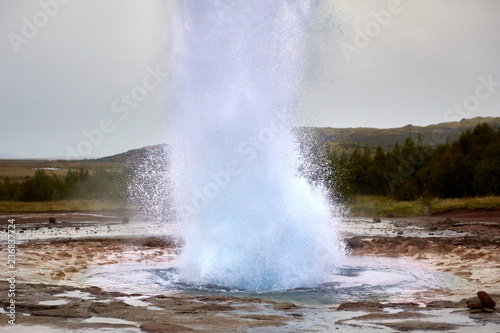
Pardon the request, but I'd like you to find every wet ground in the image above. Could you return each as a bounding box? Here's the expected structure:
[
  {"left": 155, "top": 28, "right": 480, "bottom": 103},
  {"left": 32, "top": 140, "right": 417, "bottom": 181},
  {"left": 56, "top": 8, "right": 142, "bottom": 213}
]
[{"left": 1, "top": 211, "right": 499, "bottom": 332}]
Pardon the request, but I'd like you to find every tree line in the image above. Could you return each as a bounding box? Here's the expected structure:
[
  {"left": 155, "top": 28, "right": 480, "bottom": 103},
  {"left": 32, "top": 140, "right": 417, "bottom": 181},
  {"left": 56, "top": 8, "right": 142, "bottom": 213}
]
[
  {"left": 2, "top": 123, "right": 498, "bottom": 203},
  {"left": 323, "top": 122, "right": 500, "bottom": 201},
  {"left": 0, "top": 168, "right": 127, "bottom": 202}
]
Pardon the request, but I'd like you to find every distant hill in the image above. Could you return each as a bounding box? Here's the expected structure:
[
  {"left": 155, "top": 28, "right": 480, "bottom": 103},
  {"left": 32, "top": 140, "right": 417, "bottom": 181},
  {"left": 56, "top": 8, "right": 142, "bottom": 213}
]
[
  {"left": 95, "top": 144, "right": 168, "bottom": 164},
  {"left": 63, "top": 116, "right": 500, "bottom": 164},
  {"left": 307, "top": 116, "right": 499, "bottom": 150}
]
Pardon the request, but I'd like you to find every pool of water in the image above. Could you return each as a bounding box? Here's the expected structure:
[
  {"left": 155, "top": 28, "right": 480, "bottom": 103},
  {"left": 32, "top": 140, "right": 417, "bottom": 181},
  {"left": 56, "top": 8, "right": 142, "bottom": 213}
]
[{"left": 82, "top": 255, "right": 469, "bottom": 306}]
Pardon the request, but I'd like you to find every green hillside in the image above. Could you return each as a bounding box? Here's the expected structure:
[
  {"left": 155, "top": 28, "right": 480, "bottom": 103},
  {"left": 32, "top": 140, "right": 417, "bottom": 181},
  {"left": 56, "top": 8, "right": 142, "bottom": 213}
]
[{"left": 307, "top": 116, "right": 499, "bottom": 150}]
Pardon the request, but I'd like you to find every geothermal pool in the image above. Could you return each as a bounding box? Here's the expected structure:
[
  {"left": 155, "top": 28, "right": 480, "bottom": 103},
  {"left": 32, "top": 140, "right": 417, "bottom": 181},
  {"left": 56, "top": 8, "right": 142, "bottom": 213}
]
[{"left": 82, "top": 253, "right": 469, "bottom": 307}]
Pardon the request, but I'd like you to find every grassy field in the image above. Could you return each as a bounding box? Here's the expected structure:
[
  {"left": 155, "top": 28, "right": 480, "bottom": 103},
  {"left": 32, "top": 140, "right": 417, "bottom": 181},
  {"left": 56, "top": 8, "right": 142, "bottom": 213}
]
[
  {"left": 346, "top": 195, "right": 500, "bottom": 217},
  {"left": 0, "top": 199, "right": 124, "bottom": 212}
]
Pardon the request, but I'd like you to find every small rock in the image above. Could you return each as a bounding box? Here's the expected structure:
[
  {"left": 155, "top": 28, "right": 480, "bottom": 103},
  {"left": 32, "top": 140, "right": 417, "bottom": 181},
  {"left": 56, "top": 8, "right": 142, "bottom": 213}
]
[
  {"left": 467, "top": 300, "right": 483, "bottom": 309},
  {"left": 373, "top": 217, "right": 381, "bottom": 223},
  {"left": 478, "top": 291, "right": 496, "bottom": 308},
  {"left": 397, "top": 230, "right": 404, "bottom": 235},
  {"left": 483, "top": 307, "right": 495, "bottom": 313},
  {"left": 386, "top": 213, "right": 394, "bottom": 218},
  {"left": 122, "top": 217, "right": 129, "bottom": 223},
  {"left": 49, "top": 217, "right": 56, "bottom": 223},
  {"left": 470, "top": 309, "right": 484, "bottom": 313},
  {"left": 345, "top": 237, "right": 364, "bottom": 249}
]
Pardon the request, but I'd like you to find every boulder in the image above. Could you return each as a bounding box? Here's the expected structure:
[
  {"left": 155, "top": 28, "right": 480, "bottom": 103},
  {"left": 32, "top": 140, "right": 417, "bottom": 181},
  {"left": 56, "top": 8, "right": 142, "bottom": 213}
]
[
  {"left": 373, "top": 217, "right": 381, "bottom": 223},
  {"left": 386, "top": 213, "right": 394, "bottom": 218},
  {"left": 478, "top": 291, "right": 496, "bottom": 308},
  {"left": 49, "top": 217, "right": 56, "bottom": 223}
]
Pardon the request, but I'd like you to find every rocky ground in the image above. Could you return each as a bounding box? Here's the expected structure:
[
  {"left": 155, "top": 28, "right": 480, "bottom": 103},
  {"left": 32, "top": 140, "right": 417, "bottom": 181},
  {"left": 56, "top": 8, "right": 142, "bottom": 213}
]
[{"left": 1, "top": 211, "right": 499, "bottom": 332}]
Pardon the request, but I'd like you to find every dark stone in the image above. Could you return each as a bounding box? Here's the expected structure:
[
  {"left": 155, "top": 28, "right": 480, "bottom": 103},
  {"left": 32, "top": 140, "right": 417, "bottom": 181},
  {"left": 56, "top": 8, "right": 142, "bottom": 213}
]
[
  {"left": 49, "top": 217, "right": 56, "bottom": 223},
  {"left": 345, "top": 237, "right": 365, "bottom": 249},
  {"left": 373, "top": 217, "right": 381, "bottom": 223},
  {"left": 386, "top": 213, "right": 394, "bottom": 218},
  {"left": 477, "top": 291, "right": 496, "bottom": 308},
  {"left": 122, "top": 217, "right": 129, "bottom": 223}
]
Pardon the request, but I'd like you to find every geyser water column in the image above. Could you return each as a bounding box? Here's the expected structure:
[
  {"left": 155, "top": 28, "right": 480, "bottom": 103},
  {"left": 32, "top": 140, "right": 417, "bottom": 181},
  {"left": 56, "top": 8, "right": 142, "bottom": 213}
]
[{"left": 168, "top": 0, "right": 344, "bottom": 291}]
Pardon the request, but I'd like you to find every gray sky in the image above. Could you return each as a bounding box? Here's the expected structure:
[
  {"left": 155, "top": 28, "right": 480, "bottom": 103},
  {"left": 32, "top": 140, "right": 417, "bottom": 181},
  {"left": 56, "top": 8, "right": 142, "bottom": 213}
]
[{"left": 1, "top": 0, "right": 500, "bottom": 158}]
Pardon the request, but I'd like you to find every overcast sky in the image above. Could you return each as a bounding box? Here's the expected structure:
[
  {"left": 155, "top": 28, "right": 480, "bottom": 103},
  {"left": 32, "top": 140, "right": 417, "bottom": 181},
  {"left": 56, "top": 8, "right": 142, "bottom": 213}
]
[{"left": 1, "top": 0, "right": 499, "bottom": 158}]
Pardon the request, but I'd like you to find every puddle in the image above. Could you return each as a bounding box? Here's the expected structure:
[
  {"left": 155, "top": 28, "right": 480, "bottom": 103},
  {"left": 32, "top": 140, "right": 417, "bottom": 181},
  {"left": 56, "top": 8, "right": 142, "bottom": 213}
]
[
  {"left": 82, "top": 317, "right": 140, "bottom": 326},
  {"left": 38, "top": 299, "right": 69, "bottom": 306},
  {"left": 54, "top": 290, "right": 96, "bottom": 300}
]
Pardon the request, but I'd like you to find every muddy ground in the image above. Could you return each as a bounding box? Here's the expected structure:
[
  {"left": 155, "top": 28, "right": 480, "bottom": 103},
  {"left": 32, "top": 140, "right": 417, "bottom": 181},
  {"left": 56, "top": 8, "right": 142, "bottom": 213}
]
[{"left": 1, "top": 211, "right": 499, "bottom": 332}]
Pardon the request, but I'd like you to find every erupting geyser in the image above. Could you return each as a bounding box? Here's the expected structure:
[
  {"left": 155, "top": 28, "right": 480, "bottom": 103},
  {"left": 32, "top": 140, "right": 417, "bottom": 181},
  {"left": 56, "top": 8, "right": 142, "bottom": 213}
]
[{"left": 166, "top": 0, "right": 344, "bottom": 291}]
